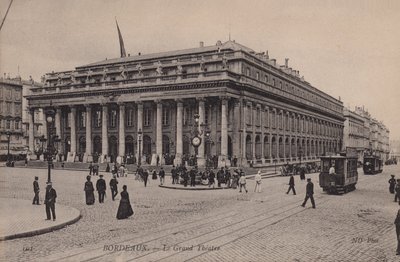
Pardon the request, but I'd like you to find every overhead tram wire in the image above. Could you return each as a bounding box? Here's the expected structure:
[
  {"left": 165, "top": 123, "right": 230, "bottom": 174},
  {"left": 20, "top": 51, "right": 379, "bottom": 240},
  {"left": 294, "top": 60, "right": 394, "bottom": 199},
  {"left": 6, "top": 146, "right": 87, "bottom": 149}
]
[{"left": 0, "top": 0, "right": 14, "bottom": 32}]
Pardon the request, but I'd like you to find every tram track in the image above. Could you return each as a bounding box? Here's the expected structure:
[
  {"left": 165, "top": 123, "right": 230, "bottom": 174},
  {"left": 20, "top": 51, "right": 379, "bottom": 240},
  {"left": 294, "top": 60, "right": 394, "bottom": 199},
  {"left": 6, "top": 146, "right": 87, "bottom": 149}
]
[{"left": 82, "top": 195, "right": 329, "bottom": 262}]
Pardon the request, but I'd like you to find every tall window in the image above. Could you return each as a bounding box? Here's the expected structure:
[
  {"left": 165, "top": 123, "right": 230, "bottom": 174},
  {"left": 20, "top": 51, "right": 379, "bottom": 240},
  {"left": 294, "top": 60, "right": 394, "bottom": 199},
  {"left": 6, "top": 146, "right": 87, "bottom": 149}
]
[
  {"left": 291, "top": 116, "right": 295, "bottom": 132},
  {"left": 79, "top": 111, "right": 86, "bottom": 128},
  {"left": 273, "top": 79, "right": 276, "bottom": 87},
  {"left": 246, "top": 105, "right": 252, "bottom": 125},
  {"left": 256, "top": 72, "right": 260, "bottom": 80},
  {"left": 144, "top": 108, "right": 151, "bottom": 127},
  {"left": 6, "top": 120, "right": 11, "bottom": 129},
  {"left": 183, "top": 107, "right": 192, "bottom": 126},
  {"left": 15, "top": 120, "right": 20, "bottom": 130},
  {"left": 95, "top": 110, "right": 102, "bottom": 128},
  {"left": 272, "top": 111, "right": 276, "bottom": 128},
  {"left": 6, "top": 102, "right": 11, "bottom": 113},
  {"left": 265, "top": 75, "right": 269, "bottom": 83},
  {"left": 246, "top": 67, "right": 250, "bottom": 76},
  {"left": 66, "top": 112, "right": 71, "bottom": 128},
  {"left": 162, "top": 108, "right": 169, "bottom": 126},
  {"left": 126, "top": 108, "right": 134, "bottom": 127},
  {"left": 256, "top": 107, "right": 261, "bottom": 126},
  {"left": 110, "top": 109, "right": 117, "bottom": 127},
  {"left": 265, "top": 110, "right": 269, "bottom": 127},
  {"left": 205, "top": 108, "right": 209, "bottom": 125}
]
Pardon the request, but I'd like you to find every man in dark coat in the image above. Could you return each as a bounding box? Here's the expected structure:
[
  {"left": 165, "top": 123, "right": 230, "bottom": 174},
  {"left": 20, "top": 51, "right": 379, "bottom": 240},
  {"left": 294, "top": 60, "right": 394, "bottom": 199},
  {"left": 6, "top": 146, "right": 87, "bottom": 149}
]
[
  {"left": 395, "top": 209, "right": 400, "bottom": 255},
  {"left": 217, "top": 167, "right": 225, "bottom": 187},
  {"left": 300, "top": 167, "right": 306, "bottom": 180},
  {"left": 159, "top": 167, "right": 165, "bottom": 185},
  {"left": 389, "top": 175, "right": 396, "bottom": 194},
  {"left": 395, "top": 179, "right": 400, "bottom": 204},
  {"left": 225, "top": 168, "right": 231, "bottom": 188},
  {"left": 171, "top": 166, "right": 176, "bottom": 184},
  {"left": 96, "top": 175, "right": 106, "bottom": 203},
  {"left": 301, "top": 178, "right": 315, "bottom": 208},
  {"left": 44, "top": 182, "right": 57, "bottom": 220},
  {"left": 33, "top": 176, "right": 40, "bottom": 205},
  {"left": 183, "top": 170, "right": 189, "bottom": 187},
  {"left": 190, "top": 167, "right": 197, "bottom": 187},
  {"left": 89, "top": 162, "right": 93, "bottom": 176},
  {"left": 109, "top": 175, "right": 118, "bottom": 201},
  {"left": 93, "top": 163, "right": 99, "bottom": 176},
  {"left": 143, "top": 169, "right": 149, "bottom": 187},
  {"left": 286, "top": 174, "right": 296, "bottom": 195}
]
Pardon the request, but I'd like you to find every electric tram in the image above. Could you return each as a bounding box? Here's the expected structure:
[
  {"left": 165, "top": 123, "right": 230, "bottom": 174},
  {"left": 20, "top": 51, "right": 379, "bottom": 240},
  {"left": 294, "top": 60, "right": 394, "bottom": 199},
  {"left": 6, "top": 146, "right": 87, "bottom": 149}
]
[
  {"left": 363, "top": 154, "right": 383, "bottom": 174},
  {"left": 319, "top": 149, "right": 358, "bottom": 194}
]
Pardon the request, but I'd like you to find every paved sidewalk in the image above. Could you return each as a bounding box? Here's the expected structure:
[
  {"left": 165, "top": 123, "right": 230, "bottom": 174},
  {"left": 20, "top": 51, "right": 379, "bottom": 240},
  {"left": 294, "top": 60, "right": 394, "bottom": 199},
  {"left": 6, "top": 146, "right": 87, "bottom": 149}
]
[{"left": 0, "top": 198, "right": 81, "bottom": 241}]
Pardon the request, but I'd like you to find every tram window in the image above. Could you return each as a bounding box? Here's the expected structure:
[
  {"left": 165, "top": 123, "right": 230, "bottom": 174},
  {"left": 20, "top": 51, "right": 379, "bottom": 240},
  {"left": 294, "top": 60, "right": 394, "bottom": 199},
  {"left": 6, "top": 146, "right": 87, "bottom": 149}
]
[
  {"left": 322, "top": 160, "right": 330, "bottom": 172},
  {"left": 336, "top": 160, "right": 344, "bottom": 175}
]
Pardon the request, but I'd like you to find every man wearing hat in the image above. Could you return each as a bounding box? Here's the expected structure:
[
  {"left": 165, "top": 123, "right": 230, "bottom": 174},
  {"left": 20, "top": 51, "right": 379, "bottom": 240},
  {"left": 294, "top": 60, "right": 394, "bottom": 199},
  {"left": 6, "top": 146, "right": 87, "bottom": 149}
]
[
  {"left": 32, "top": 176, "right": 40, "bottom": 205},
  {"left": 96, "top": 175, "right": 106, "bottom": 203},
  {"left": 301, "top": 178, "right": 315, "bottom": 208},
  {"left": 394, "top": 209, "right": 400, "bottom": 255},
  {"left": 109, "top": 175, "right": 118, "bottom": 201},
  {"left": 389, "top": 175, "right": 396, "bottom": 194},
  {"left": 395, "top": 179, "right": 400, "bottom": 204},
  {"left": 44, "top": 182, "right": 57, "bottom": 221}
]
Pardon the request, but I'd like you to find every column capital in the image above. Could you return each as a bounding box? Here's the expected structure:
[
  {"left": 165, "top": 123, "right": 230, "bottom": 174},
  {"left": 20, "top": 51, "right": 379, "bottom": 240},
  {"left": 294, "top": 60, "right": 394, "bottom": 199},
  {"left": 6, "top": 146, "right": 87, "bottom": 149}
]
[
  {"left": 196, "top": 96, "right": 206, "bottom": 103},
  {"left": 117, "top": 102, "right": 125, "bottom": 107},
  {"left": 136, "top": 101, "right": 143, "bottom": 109},
  {"left": 232, "top": 98, "right": 240, "bottom": 107},
  {"left": 175, "top": 99, "right": 184, "bottom": 107}
]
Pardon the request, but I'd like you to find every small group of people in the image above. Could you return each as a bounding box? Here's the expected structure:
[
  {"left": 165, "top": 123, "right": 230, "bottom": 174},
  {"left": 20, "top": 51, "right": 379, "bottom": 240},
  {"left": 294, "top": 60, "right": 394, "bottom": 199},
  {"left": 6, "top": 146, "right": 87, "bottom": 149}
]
[
  {"left": 32, "top": 176, "right": 57, "bottom": 221},
  {"left": 389, "top": 175, "right": 400, "bottom": 205},
  {"left": 88, "top": 162, "right": 100, "bottom": 176},
  {"left": 390, "top": 175, "right": 400, "bottom": 256},
  {"left": 151, "top": 167, "right": 165, "bottom": 185},
  {"left": 83, "top": 174, "right": 133, "bottom": 219}
]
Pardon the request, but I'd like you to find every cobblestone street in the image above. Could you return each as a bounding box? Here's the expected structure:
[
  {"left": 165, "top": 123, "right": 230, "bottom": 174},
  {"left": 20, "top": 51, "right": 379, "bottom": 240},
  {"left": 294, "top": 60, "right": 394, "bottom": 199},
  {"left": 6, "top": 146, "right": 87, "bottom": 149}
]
[{"left": 1, "top": 165, "right": 399, "bottom": 261}]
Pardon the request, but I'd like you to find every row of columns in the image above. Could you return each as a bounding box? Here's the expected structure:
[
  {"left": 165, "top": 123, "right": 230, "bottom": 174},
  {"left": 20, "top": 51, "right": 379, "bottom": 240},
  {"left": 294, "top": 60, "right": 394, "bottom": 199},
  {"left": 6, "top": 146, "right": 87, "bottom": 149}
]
[{"left": 29, "top": 97, "right": 229, "bottom": 166}]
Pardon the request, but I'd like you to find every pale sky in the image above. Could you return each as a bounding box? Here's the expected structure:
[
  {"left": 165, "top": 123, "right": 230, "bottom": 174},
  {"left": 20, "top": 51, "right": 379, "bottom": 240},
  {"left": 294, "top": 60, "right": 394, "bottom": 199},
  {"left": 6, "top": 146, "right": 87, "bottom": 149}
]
[{"left": 1, "top": 0, "right": 399, "bottom": 139}]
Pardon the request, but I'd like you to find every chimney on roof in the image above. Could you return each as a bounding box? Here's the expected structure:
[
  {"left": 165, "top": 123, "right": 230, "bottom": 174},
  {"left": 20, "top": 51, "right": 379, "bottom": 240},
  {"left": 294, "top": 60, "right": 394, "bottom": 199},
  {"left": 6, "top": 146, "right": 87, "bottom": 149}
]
[
  {"left": 271, "top": 59, "right": 276, "bottom": 66},
  {"left": 216, "top": 40, "right": 222, "bottom": 46},
  {"left": 199, "top": 41, "right": 204, "bottom": 47},
  {"left": 285, "top": 58, "right": 289, "bottom": 68},
  {"left": 265, "top": 50, "right": 269, "bottom": 59}
]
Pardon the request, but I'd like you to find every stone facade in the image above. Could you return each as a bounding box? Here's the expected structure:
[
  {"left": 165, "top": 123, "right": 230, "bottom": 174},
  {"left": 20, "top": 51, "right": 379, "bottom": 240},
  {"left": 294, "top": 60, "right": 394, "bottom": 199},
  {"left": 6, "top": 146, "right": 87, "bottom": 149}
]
[
  {"left": 0, "top": 77, "right": 24, "bottom": 157},
  {"left": 342, "top": 106, "right": 391, "bottom": 161},
  {"left": 26, "top": 40, "right": 344, "bottom": 167}
]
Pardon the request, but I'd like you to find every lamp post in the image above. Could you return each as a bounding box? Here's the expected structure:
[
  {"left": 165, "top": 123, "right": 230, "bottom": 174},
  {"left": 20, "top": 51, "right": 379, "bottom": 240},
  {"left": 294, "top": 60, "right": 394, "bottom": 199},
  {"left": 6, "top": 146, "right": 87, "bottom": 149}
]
[
  {"left": 45, "top": 106, "right": 61, "bottom": 183},
  {"left": 137, "top": 128, "right": 142, "bottom": 168},
  {"left": 6, "top": 131, "right": 11, "bottom": 166},
  {"left": 190, "top": 113, "right": 207, "bottom": 167}
]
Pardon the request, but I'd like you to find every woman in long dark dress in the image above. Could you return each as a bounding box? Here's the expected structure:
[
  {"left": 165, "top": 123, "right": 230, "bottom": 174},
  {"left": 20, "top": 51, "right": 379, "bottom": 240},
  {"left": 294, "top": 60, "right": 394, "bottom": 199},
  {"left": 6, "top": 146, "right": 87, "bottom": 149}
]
[
  {"left": 117, "top": 185, "right": 134, "bottom": 219},
  {"left": 84, "top": 175, "right": 95, "bottom": 205}
]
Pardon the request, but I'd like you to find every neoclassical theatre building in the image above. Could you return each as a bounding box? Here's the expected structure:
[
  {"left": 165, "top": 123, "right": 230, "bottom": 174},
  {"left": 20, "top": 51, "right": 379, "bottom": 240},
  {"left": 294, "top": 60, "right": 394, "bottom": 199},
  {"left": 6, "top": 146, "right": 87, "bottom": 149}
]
[{"left": 26, "top": 40, "right": 344, "bottom": 167}]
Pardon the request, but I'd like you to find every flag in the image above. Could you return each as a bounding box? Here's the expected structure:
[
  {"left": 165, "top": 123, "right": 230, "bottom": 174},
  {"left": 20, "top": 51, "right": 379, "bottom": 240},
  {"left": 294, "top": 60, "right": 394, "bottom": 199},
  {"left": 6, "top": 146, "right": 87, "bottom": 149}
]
[{"left": 116, "top": 19, "right": 126, "bottom": 58}]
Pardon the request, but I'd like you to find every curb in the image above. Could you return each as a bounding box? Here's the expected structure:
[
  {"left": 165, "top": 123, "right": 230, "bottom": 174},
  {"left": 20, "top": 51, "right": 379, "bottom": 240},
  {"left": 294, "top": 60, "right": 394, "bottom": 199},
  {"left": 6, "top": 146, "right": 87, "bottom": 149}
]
[
  {"left": 0, "top": 212, "right": 82, "bottom": 241},
  {"left": 159, "top": 185, "right": 224, "bottom": 190}
]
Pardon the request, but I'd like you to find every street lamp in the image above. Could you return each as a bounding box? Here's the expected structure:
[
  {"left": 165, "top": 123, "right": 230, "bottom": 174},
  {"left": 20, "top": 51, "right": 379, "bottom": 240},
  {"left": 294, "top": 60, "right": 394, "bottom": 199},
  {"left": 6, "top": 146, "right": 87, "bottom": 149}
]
[
  {"left": 45, "top": 107, "right": 61, "bottom": 183},
  {"left": 6, "top": 131, "right": 11, "bottom": 166},
  {"left": 190, "top": 113, "right": 208, "bottom": 167},
  {"left": 137, "top": 128, "right": 142, "bottom": 168}
]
